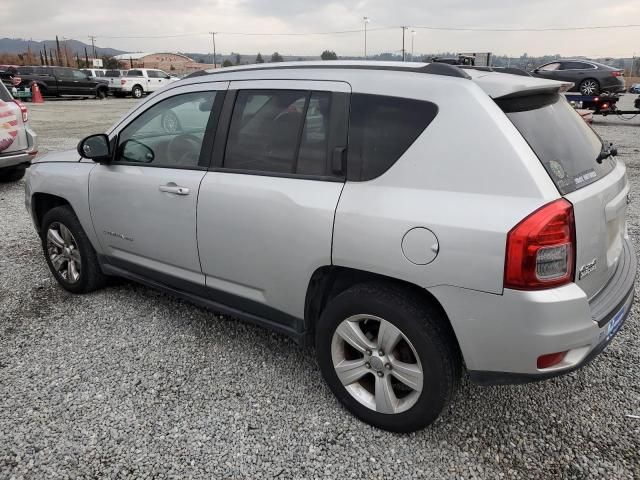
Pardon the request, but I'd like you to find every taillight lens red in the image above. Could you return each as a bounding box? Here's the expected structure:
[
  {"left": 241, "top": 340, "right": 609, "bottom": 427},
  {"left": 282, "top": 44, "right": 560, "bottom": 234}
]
[
  {"left": 120, "top": 79, "right": 126, "bottom": 85},
  {"left": 537, "top": 351, "right": 567, "bottom": 369},
  {"left": 13, "top": 100, "right": 28, "bottom": 122},
  {"left": 504, "top": 199, "right": 575, "bottom": 290},
  {"left": 611, "top": 71, "right": 622, "bottom": 77}
]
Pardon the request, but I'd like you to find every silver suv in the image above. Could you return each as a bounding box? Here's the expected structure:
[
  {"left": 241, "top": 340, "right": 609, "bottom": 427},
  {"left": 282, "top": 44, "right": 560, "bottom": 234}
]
[{"left": 25, "top": 62, "right": 636, "bottom": 432}]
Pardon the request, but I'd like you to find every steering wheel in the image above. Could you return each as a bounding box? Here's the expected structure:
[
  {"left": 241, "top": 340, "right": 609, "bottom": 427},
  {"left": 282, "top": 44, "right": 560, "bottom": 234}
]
[{"left": 167, "top": 134, "right": 201, "bottom": 166}]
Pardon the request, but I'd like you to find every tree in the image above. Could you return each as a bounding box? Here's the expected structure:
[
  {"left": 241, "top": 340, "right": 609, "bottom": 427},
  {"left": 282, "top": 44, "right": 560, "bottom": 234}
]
[
  {"left": 101, "top": 56, "right": 122, "bottom": 70},
  {"left": 222, "top": 59, "right": 233, "bottom": 67},
  {"left": 270, "top": 52, "right": 284, "bottom": 62},
  {"left": 255, "top": 53, "right": 264, "bottom": 64},
  {"left": 321, "top": 50, "right": 338, "bottom": 61}
]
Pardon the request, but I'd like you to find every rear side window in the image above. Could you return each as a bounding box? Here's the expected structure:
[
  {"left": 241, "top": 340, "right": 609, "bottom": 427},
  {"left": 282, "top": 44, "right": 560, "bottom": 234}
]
[
  {"left": 348, "top": 94, "right": 438, "bottom": 181},
  {"left": 224, "top": 90, "right": 333, "bottom": 176},
  {"left": 128, "top": 70, "right": 143, "bottom": 77},
  {"left": 501, "top": 94, "right": 613, "bottom": 194},
  {"left": 105, "top": 70, "right": 121, "bottom": 77}
]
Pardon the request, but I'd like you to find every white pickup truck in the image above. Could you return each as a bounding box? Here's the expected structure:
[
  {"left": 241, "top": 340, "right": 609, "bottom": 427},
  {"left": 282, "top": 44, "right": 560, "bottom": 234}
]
[{"left": 109, "top": 68, "right": 179, "bottom": 98}]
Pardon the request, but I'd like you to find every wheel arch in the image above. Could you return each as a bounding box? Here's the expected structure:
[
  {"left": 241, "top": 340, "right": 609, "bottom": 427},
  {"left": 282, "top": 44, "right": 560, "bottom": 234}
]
[
  {"left": 31, "top": 192, "right": 72, "bottom": 233},
  {"left": 304, "top": 265, "right": 462, "bottom": 357}
]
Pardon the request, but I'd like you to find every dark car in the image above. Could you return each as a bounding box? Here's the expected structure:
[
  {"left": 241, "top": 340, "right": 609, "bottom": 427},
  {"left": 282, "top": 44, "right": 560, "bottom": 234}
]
[
  {"left": 530, "top": 59, "right": 624, "bottom": 95},
  {"left": 629, "top": 83, "right": 640, "bottom": 94},
  {"left": 8, "top": 66, "right": 108, "bottom": 99}
]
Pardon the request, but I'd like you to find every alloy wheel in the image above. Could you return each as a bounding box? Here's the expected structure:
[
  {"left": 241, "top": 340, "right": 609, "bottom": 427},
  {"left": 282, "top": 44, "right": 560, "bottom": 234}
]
[
  {"left": 581, "top": 80, "right": 598, "bottom": 95},
  {"left": 46, "top": 222, "right": 82, "bottom": 283},
  {"left": 331, "top": 314, "right": 423, "bottom": 414}
]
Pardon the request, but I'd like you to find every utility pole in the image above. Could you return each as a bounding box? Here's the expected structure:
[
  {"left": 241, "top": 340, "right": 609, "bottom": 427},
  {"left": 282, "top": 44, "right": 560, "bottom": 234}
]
[
  {"left": 209, "top": 32, "right": 217, "bottom": 68},
  {"left": 401, "top": 26, "right": 407, "bottom": 61},
  {"left": 411, "top": 30, "right": 416, "bottom": 61},
  {"left": 89, "top": 35, "right": 97, "bottom": 59},
  {"left": 363, "top": 17, "right": 370, "bottom": 59}
]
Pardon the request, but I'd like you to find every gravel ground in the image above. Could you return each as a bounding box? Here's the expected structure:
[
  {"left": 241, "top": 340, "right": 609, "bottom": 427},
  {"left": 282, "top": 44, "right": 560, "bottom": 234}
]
[{"left": 1, "top": 96, "right": 640, "bottom": 479}]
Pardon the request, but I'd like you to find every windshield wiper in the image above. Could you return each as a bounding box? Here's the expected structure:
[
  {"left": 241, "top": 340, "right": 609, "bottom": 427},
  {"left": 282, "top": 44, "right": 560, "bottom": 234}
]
[{"left": 596, "top": 142, "right": 618, "bottom": 164}]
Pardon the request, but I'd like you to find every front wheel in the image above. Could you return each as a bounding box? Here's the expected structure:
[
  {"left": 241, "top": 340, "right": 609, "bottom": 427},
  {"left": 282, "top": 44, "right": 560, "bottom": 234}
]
[
  {"left": 41, "top": 206, "right": 106, "bottom": 294},
  {"left": 131, "top": 86, "right": 143, "bottom": 99},
  {"left": 580, "top": 79, "right": 600, "bottom": 96},
  {"left": 315, "top": 283, "right": 460, "bottom": 432},
  {"left": 96, "top": 88, "right": 107, "bottom": 99}
]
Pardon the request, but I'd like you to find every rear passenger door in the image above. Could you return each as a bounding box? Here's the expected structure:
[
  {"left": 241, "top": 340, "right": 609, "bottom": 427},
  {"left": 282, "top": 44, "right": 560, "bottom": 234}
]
[{"left": 197, "top": 80, "right": 350, "bottom": 329}]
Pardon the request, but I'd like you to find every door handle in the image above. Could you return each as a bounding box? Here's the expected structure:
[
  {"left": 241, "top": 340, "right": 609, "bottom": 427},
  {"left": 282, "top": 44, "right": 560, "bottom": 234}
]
[{"left": 159, "top": 184, "right": 190, "bottom": 195}]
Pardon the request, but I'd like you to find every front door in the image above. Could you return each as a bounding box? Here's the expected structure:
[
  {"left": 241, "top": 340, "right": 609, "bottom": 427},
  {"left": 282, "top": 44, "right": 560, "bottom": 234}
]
[
  {"left": 89, "top": 83, "right": 227, "bottom": 286},
  {"left": 197, "top": 80, "right": 350, "bottom": 327}
]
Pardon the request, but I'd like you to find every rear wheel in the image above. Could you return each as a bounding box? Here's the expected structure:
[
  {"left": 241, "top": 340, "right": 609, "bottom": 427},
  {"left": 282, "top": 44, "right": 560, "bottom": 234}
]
[
  {"left": 0, "top": 165, "right": 26, "bottom": 182},
  {"left": 96, "top": 88, "right": 107, "bottom": 99},
  {"left": 315, "top": 283, "right": 460, "bottom": 432},
  {"left": 41, "top": 206, "right": 106, "bottom": 294},
  {"left": 132, "top": 85, "right": 143, "bottom": 99},
  {"left": 580, "top": 79, "right": 600, "bottom": 96}
]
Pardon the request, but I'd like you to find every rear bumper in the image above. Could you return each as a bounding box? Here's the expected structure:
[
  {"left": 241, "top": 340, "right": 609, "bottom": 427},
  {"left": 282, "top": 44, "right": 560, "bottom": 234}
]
[
  {"left": 0, "top": 126, "right": 38, "bottom": 169},
  {"left": 431, "top": 238, "right": 637, "bottom": 385}
]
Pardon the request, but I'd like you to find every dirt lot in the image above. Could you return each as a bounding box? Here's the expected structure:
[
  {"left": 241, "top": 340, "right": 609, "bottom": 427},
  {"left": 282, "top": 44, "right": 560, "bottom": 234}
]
[{"left": 1, "top": 96, "right": 639, "bottom": 479}]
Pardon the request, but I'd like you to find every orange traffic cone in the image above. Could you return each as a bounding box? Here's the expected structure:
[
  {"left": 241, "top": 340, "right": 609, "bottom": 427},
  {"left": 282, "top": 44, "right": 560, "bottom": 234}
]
[{"left": 31, "top": 82, "right": 44, "bottom": 104}]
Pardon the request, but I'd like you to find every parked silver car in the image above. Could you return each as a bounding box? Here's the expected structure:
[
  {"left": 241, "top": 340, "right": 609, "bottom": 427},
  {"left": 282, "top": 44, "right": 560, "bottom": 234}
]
[
  {"left": 25, "top": 62, "right": 636, "bottom": 432},
  {"left": 0, "top": 81, "right": 37, "bottom": 181}
]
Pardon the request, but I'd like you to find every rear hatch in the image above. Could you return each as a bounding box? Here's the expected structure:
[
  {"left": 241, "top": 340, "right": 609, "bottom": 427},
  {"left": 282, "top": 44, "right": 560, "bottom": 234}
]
[
  {"left": 499, "top": 91, "right": 627, "bottom": 299},
  {"left": 0, "top": 84, "right": 28, "bottom": 154}
]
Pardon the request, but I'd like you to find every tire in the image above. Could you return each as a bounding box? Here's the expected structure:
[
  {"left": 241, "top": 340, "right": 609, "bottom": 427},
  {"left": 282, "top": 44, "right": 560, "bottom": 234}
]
[
  {"left": 96, "top": 88, "right": 107, "bottom": 100},
  {"left": 580, "top": 79, "right": 600, "bottom": 96},
  {"left": 132, "top": 85, "right": 143, "bottom": 99},
  {"left": 315, "top": 282, "right": 460, "bottom": 432},
  {"left": 0, "top": 165, "right": 26, "bottom": 182},
  {"left": 41, "top": 206, "right": 106, "bottom": 294}
]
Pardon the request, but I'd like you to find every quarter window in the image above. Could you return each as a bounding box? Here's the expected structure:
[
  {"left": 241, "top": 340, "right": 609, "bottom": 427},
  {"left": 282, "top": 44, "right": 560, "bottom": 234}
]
[
  {"left": 348, "top": 94, "right": 438, "bottom": 181},
  {"left": 116, "top": 91, "right": 217, "bottom": 169},
  {"left": 224, "top": 90, "right": 332, "bottom": 176}
]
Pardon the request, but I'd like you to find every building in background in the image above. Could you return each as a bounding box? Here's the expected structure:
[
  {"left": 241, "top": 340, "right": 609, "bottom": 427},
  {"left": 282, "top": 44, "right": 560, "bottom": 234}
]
[{"left": 112, "top": 52, "right": 217, "bottom": 75}]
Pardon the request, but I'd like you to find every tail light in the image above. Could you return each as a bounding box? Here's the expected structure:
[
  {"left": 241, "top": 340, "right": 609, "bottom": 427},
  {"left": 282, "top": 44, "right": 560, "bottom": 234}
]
[
  {"left": 611, "top": 71, "right": 622, "bottom": 77},
  {"left": 504, "top": 199, "right": 575, "bottom": 290},
  {"left": 13, "top": 100, "right": 28, "bottom": 122},
  {"left": 120, "top": 79, "right": 126, "bottom": 85}
]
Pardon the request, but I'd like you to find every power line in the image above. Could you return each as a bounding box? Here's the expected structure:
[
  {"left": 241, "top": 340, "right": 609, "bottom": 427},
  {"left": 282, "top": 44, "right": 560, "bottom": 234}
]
[{"left": 412, "top": 23, "right": 640, "bottom": 32}]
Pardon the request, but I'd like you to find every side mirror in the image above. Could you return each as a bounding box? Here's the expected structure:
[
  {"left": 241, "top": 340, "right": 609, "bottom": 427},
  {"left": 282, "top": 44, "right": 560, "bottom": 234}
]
[
  {"left": 533, "top": 68, "right": 539, "bottom": 74},
  {"left": 165, "top": 75, "right": 171, "bottom": 79},
  {"left": 77, "top": 134, "right": 111, "bottom": 162}
]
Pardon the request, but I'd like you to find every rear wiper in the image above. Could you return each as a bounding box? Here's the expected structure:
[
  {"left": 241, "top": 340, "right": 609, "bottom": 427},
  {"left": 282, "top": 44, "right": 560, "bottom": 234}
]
[{"left": 596, "top": 142, "right": 618, "bottom": 164}]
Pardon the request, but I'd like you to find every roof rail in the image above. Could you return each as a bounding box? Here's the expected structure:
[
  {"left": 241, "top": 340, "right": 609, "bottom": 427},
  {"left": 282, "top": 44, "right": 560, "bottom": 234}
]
[
  {"left": 185, "top": 62, "right": 472, "bottom": 80},
  {"left": 460, "top": 66, "right": 532, "bottom": 77}
]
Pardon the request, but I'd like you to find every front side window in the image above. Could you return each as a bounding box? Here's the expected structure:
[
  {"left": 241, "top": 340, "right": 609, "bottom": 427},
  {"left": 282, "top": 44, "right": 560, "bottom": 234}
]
[
  {"left": 147, "top": 70, "right": 159, "bottom": 78},
  {"left": 116, "top": 91, "right": 217, "bottom": 169},
  {"left": 72, "top": 70, "right": 87, "bottom": 80},
  {"left": 539, "top": 63, "right": 561, "bottom": 72},
  {"left": 224, "top": 90, "right": 332, "bottom": 176}
]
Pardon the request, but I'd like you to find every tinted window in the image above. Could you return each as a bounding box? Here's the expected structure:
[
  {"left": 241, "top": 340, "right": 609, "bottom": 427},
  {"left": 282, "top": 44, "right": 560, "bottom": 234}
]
[
  {"left": 127, "top": 70, "right": 143, "bottom": 77},
  {"left": 105, "top": 70, "right": 122, "bottom": 77},
  {"left": 348, "top": 94, "right": 438, "bottom": 181},
  {"left": 147, "top": 70, "right": 159, "bottom": 78},
  {"left": 502, "top": 94, "right": 613, "bottom": 194},
  {"left": 561, "top": 62, "right": 592, "bottom": 70},
  {"left": 54, "top": 68, "right": 72, "bottom": 78},
  {"left": 72, "top": 70, "right": 87, "bottom": 80},
  {"left": 17, "top": 67, "right": 34, "bottom": 75},
  {"left": 225, "top": 90, "right": 331, "bottom": 176},
  {"left": 96, "top": 71, "right": 105, "bottom": 77},
  {"left": 117, "top": 91, "right": 216, "bottom": 169}
]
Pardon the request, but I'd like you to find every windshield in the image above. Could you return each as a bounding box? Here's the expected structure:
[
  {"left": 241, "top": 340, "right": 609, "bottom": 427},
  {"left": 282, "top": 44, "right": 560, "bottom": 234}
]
[{"left": 503, "top": 94, "right": 614, "bottom": 195}]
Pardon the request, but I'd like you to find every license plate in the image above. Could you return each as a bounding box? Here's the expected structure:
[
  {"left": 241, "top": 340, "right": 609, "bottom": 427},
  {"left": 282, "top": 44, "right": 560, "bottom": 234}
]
[{"left": 606, "top": 304, "right": 626, "bottom": 341}]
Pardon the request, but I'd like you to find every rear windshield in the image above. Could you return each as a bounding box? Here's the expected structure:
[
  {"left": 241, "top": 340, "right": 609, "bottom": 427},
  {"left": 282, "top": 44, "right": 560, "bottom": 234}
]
[
  {"left": 0, "top": 82, "right": 12, "bottom": 102},
  {"left": 501, "top": 94, "right": 614, "bottom": 195}
]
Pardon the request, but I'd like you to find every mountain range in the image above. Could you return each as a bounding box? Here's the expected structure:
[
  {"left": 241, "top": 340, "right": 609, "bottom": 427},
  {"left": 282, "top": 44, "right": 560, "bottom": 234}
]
[{"left": 0, "top": 38, "right": 124, "bottom": 57}]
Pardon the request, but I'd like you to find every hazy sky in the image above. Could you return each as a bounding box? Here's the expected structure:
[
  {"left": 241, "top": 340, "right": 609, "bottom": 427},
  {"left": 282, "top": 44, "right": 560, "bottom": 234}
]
[{"left": 3, "top": 0, "right": 640, "bottom": 57}]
